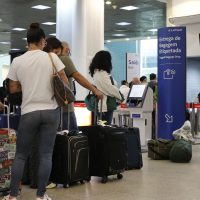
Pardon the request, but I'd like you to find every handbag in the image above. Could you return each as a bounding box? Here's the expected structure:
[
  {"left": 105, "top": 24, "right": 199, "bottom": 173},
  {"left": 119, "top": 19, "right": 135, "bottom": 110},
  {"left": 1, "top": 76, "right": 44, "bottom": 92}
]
[
  {"left": 84, "top": 92, "right": 98, "bottom": 112},
  {"left": 106, "top": 96, "right": 118, "bottom": 111},
  {"left": 49, "top": 54, "right": 75, "bottom": 107},
  {"left": 106, "top": 76, "right": 123, "bottom": 111}
]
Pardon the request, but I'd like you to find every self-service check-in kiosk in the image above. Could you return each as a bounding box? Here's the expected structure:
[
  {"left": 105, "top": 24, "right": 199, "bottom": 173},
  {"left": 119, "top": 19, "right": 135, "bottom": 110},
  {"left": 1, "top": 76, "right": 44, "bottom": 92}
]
[
  {"left": 127, "top": 84, "right": 153, "bottom": 149},
  {"left": 112, "top": 84, "right": 153, "bottom": 149}
]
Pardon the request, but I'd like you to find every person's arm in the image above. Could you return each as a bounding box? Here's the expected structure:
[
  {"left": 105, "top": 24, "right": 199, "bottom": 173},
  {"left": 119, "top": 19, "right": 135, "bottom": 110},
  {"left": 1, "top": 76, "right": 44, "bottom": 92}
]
[
  {"left": 9, "top": 80, "right": 21, "bottom": 94},
  {"left": 95, "top": 71, "right": 122, "bottom": 101},
  {"left": 50, "top": 53, "right": 70, "bottom": 85},
  {"left": 72, "top": 71, "right": 103, "bottom": 100},
  {"left": 58, "top": 69, "right": 69, "bottom": 86}
]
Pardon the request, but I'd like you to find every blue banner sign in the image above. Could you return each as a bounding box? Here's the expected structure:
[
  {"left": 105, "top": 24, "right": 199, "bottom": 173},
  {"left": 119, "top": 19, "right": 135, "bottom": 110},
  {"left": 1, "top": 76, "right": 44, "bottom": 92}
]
[{"left": 157, "top": 27, "right": 186, "bottom": 139}]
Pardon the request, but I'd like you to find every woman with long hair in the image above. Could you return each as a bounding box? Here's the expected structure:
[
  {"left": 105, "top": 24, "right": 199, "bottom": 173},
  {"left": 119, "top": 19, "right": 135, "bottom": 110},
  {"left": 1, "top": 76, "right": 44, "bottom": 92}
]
[{"left": 89, "top": 50, "right": 123, "bottom": 124}]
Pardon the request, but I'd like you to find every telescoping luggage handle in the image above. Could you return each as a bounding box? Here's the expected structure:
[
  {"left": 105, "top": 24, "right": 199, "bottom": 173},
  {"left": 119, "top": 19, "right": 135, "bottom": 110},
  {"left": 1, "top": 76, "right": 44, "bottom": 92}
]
[
  {"left": 2, "top": 104, "right": 10, "bottom": 133},
  {"left": 58, "top": 106, "right": 70, "bottom": 132},
  {"left": 93, "top": 98, "right": 103, "bottom": 125}
]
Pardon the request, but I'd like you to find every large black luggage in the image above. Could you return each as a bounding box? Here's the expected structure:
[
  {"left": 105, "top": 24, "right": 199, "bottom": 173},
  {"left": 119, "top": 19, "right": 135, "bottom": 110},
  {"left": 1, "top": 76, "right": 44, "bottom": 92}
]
[
  {"left": 80, "top": 125, "right": 127, "bottom": 183},
  {"left": 50, "top": 133, "right": 89, "bottom": 187},
  {"left": 126, "top": 128, "right": 143, "bottom": 169}
]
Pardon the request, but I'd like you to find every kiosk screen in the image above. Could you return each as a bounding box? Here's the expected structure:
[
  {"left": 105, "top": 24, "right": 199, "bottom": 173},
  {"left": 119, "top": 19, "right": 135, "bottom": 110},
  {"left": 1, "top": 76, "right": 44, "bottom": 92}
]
[{"left": 129, "top": 84, "right": 147, "bottom": 99}]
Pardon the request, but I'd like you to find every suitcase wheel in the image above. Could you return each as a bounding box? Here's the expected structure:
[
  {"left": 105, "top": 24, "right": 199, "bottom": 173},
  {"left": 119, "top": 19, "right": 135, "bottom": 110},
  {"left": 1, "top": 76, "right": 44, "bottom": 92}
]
[
  {"left": 117, "top": 173, "right": 123, "bottom": 180},
  {"left": 63, "top": 184, "right": 69, "bottom": 188},
  {"left": 101, "top": 176, "right": 108, "bottom": 184},
  {"left": 85, "top": 176, "right": 91, "bottom": 182},
  {"left": 80, "top": 180, "right": 85, "bottom": 184}
]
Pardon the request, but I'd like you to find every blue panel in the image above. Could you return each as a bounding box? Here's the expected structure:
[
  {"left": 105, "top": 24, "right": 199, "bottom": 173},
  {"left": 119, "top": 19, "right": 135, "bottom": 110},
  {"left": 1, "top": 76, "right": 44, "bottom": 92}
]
[{"left": 157, "top": 27, "right": 186, "bottom": 139}]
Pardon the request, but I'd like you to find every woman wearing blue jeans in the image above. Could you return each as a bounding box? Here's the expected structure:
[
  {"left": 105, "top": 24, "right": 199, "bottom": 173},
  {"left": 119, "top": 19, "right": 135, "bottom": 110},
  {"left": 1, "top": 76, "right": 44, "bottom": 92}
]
[{"left": 3, "top": 23, "right": 68, "bottom": 200}]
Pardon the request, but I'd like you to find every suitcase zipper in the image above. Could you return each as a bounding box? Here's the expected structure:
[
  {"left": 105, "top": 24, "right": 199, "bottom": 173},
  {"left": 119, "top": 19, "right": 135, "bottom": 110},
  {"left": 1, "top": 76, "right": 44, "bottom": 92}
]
[{"left": 75, "top": 147, "right": 88, "bottom": 173}]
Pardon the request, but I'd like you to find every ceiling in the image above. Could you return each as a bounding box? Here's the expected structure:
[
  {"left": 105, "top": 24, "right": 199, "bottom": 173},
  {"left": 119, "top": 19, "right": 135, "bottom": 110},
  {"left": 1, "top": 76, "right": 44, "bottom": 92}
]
[{"left": 0, "top": 0, "right": 166, "bottom": 55}]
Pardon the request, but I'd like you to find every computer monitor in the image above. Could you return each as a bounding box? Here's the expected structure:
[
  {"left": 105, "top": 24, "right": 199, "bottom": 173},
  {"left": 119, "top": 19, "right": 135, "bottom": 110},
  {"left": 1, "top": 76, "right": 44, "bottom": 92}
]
[
  {"left": 127, "top": 84, "right": 148, "bottom": 107},
  {"left": 128, "top": 84, "right": 148, "bottom": 99}
]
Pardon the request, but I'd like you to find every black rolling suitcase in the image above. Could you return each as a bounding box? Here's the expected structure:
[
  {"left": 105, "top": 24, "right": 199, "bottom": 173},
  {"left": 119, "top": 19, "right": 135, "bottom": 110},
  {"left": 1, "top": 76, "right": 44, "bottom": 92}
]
[
  {"left": 80, "top": 125, "right": 127, "bottom": 183},
  {"left": 50, "top": 132, "right": 89, "bottom": 187},
  {"left": 126, "top": 128, "right": 143, "bottom": 169}
]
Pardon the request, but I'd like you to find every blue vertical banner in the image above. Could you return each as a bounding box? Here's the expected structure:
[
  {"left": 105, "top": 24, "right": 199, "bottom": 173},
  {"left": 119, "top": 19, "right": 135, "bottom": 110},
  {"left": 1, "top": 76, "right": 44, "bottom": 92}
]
[{"left": 157, "top": 27, "right": 186, "bottom": 139}]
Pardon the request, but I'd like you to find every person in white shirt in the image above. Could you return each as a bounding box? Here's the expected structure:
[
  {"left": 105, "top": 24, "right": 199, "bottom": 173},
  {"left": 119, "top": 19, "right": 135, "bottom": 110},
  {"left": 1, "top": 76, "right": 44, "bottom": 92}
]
[
  {"left": 3, "top": 23, "right": 68, "bottom": 200},
  {"left": 119, "top": 80, "right": 130, "bottom": 103},
  {"left": 89, "top": 51, "right": 123, "bottom": 124}
]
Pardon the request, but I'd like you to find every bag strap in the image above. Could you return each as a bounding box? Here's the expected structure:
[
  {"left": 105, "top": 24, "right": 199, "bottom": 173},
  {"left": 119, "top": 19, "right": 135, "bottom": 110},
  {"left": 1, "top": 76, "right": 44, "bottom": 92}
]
[
  {"left": 110, "top": 76, "right": 114, "bottom": 85},
  {"left": 48, "top": 53, "right": 57, "bottom": 74}
]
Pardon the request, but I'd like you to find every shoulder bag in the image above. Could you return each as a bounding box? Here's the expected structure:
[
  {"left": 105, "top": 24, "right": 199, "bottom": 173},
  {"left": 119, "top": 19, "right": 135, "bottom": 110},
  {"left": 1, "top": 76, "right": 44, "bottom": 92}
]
[{"left": 48, "top": 53, "right": 75, "bottom": 107}]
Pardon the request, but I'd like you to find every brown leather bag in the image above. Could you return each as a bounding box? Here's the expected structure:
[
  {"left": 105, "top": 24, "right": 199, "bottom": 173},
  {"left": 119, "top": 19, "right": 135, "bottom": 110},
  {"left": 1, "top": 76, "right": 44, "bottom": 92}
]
[{"left": 48, "top": 53, "right": 75, "bottom": 107}]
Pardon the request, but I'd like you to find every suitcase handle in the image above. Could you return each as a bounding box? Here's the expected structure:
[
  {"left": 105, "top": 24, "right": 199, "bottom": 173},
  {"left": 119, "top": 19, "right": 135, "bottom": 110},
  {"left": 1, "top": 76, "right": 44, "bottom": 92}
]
[
  {"left": 93, "top": 99, "right": 103, "bottom": 125},
  {"left": 3, "top": 104, "right": 10, "bottom": 132}
]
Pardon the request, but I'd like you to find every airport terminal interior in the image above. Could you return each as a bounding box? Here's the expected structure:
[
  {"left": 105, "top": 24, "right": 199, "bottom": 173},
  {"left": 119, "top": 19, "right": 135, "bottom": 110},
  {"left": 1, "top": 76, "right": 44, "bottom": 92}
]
[{"left": 0, "top": 0, "right": 200, "bottom": 200}]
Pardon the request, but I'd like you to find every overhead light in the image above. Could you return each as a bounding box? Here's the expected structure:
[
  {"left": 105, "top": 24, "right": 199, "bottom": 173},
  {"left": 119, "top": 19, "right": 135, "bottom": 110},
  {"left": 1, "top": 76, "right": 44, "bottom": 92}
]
[
  {"left": 0, "top": 41, "right": 11, "bottom": 44},
  {"left": 31, "top": 5, "right": 51, "bottom": 10},
  {"left": 147, "top": 37, "right": 151, "bottom": 39},
  {"left": 0, "top": 18, "right": 2, "bottom": 22},
  {"left": 120, "top": 6, "right": 139, "bottom": 10},
  {"left": 115, "top": 29, "right": 127, "bottom": 32},
  {"left": 12, "top": 28, "right": 26, "bottom": 31},
  {"left": 105, "top": 1, "right": 112, "bottom": 5},
  {"left": 10, "top": 48, "right": 20, "bottom": 51},
  {"left": 125, "top": 38, "right": 130, "bottom": 41},
  {"left": 22, "top": 38, "right": 27, "bottom": 41},
  {"left": 116, "top": 22, "right": 131, "bottom": 26},
  {"left": 148, "top": 29, "right": 158, "bottom": 32},
  {"left": 112, "top": 34, "right": 126, "bottom": 36},
  {"left": 42, "top": 22, "right": 56, "bottom": 25},
  {"left": 49, "top": 33, "right": 56, "bottom": 36},
  {"left": 107, "top": 40, "right": 111, "bottom": 43}
]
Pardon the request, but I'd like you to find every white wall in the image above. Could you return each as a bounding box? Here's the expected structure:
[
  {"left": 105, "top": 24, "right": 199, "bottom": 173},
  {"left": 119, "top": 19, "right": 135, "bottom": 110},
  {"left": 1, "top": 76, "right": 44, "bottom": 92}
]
[
  {"left": 186, "top": 24, "right": 200, "bottom": 57},
  {"left": 0, "top": 54, "right": 10, "bottom": 86},
  {"left": 167, "top": 0, "right": 200, "bottom": 57},
  {"left": 171, "top": 0, "right": 200, "bottom": 17}
]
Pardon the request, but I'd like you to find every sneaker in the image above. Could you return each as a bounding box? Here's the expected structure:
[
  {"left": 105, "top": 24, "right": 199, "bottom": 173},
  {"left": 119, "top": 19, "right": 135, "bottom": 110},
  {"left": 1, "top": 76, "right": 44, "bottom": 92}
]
[
  {"left": 36, "top": 194, "right": 52, "bottom": 200},
  {"left": 46, "top": 182, "right": 57, "bottom": 189},
  {"left": 2, "top": 195, "right": 17, "bottom": 200}
]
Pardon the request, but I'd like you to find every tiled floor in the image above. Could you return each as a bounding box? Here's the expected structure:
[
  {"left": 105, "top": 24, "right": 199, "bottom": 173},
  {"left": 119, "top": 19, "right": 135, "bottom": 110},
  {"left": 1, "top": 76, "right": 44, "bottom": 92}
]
[{"left": 2, "top": 145, "right": 200, "bottom": 200}]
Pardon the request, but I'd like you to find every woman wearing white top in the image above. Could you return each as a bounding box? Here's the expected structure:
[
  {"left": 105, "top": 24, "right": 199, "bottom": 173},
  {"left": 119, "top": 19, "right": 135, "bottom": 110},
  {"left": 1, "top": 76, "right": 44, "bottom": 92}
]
[
  {"left": 89, "top": 51, "right": 123, "bottom": 124},
  {"left": 4, "top": 23, "right": 68, "bottom": 200}
]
